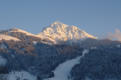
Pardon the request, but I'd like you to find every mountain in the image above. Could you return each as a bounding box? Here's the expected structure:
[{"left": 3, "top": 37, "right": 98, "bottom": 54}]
[
  {"left": 0, "top": 22, "right": 97, "bottom": 44},
  {"left": 0, "top": 22, "right": 121, "bottom": 80},
  {"left": 37, "top": 22, "right": 97, "bottom": 44}
]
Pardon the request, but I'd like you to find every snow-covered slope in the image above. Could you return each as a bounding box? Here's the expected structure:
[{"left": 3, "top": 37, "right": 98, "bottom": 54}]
[
  {"left": 43, "top": 49, "right": 89, "bottom": 80},
  {"left": 38, "top": 22, "right": 97, "bottom": 44},
  {"left": 0, "top": 34, "right": 20, "bottom": 41},
  {"left": 7, "top": 71, "right": 37, "bottom": 80},
  {"left": 44, "top": 56, "right": 81, "bottom": 80}
]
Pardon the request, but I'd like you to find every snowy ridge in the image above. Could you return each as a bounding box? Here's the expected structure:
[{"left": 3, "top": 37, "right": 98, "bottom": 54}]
[
  {"left": 9, "top": 28, "right": 56, "bottom": 44},
  {"left": 38, "top": 22, "right": 97, "bottom": 44},
  {"left": 9, "top": 28, "right": 36, "bottom": 36},
  {"left": 0, "top": 34, "right": 20, "bottom": 41}
]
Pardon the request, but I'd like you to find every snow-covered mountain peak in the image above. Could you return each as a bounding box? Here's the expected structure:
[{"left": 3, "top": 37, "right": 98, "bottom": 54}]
[
  {"left": 38, "top": 22, "right": 97, "bottom": 44},
  {"left": 52, "top": 21, "right": 63, "bottom": 25},
  {"left": 43, "top": 22, "right": 68, "bottom": 33},
  {"left": 50, "top": 21, "right": 68, "bottom": 27}
]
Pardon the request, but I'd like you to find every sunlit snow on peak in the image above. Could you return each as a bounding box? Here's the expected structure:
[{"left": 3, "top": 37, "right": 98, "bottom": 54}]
[
  {"left": 38, "top": 22, "right": 97, "bottom": 44},
  {"left": 9, "top": 28, "right": 35, "bottom": 36}
]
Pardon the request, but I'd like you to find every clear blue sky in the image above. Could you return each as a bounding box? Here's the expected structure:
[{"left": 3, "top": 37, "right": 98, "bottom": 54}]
[{"left": 0, "top": 0, "right": 121, "bottom": 37}]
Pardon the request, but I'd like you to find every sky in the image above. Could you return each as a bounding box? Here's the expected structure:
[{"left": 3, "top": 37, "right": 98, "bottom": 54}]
[{"left": 0, "top": 0, "right": 121, "bottom": 37}]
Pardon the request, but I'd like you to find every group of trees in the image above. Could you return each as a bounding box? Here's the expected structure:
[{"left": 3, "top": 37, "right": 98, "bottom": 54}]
[{"left": 71, "top": 45, "right": 121, "bottom": 80}]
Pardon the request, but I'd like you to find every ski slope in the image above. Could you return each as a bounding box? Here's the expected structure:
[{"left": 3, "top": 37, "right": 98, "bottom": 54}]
[{"left": 44, "top": 49, "right": 89, "bottom": 80}]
